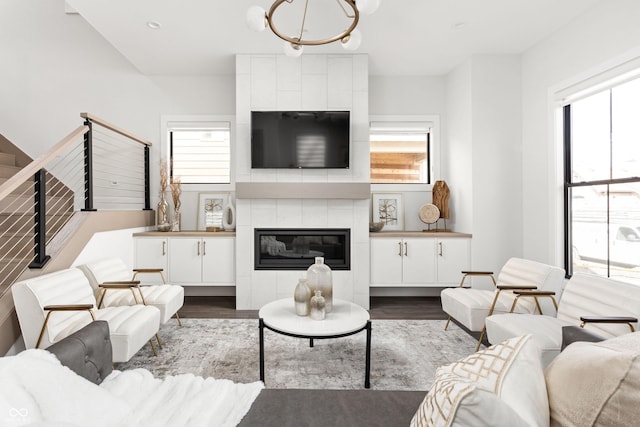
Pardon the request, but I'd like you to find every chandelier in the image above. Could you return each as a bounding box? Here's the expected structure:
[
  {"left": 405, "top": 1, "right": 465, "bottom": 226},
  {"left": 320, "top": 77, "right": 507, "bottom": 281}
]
[{"left": 246, "top": 0, "right": 380, "bottom": 57}]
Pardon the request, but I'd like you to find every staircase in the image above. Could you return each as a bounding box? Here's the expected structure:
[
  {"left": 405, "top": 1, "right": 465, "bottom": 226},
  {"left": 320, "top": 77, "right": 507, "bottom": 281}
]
[{"left": 0, "top": 150, "right": 74, "bottom": 295}]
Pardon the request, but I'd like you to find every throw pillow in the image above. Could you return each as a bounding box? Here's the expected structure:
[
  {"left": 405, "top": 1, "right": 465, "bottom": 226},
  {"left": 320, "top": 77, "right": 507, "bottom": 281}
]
[
  {"left": 411, "top": 334, "right": 549, "bottom": 427},
  {"left": 545, "top": 331, "right": 640, "bottom": 426}
]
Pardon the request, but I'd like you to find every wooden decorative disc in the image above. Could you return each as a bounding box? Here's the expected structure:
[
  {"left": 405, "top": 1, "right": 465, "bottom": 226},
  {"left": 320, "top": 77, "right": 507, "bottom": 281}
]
[{"left": 419, "top": 204, "right": 440, "bottom": 224}]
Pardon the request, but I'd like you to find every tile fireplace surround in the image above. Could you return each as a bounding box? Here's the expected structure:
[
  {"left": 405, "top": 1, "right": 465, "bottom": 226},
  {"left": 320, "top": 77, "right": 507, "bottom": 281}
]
[{"left": 235, "top": 54, "right": 371, "bottom": 310}]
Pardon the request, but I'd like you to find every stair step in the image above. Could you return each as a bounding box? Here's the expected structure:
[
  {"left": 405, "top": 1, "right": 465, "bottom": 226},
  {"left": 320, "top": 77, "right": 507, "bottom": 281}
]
[
  {"left": 0, "top": 153, "right": 16, "bottom": 167},
  {"left": 0, "top": 213, "right": 72, "bottom": 233},
  {"left": 0, "top": 178, "right": 34, "bottom": 194},
  {"left": 0, "top": 194, "right": 73, "bottom": 214},
  {"left": 0, "top": 234, "right": 34, "bottom": 257}
]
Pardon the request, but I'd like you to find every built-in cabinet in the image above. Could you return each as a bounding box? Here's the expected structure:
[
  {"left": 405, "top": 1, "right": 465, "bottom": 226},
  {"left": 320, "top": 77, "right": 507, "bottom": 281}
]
[
  {"left": 370, "top": 232, "right": 471, "bottom": 287},
  {"left": 134, "top": 232, "right": 235, "bottom": 286}
]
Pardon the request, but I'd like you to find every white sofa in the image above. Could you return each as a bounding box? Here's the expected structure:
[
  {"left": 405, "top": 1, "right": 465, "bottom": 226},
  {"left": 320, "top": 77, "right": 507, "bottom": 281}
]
[
  {"left": 485, "top": 272, "right": 640, "bottom": 367},
  {"left": 12, "top": 268, "right": 161, "bottom": 363}
]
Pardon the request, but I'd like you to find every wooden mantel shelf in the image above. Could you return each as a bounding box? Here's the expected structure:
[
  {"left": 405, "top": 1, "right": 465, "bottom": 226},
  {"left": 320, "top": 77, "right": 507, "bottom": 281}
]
[{"left": 236, "top": 182, "right": 371, "bottom": 200}]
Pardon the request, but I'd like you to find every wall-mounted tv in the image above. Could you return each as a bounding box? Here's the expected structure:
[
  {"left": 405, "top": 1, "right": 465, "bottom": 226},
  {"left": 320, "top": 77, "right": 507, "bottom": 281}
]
[{"left": 251, "top": 111, "right": 350, "bottom": 169}]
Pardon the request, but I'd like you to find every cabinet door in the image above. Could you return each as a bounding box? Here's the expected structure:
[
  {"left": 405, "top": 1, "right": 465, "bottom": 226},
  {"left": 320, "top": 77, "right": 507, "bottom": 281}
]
[
  {"left": 436, "top": 238, "right": 470, "bottom": 285},
  {"left": 402, "top": 238, "right": 437, "bottom": 285},
  {"left": 134, "top": 237, "right": 168, "bottom": 285},
  {"left": 370, "top": 238, "right": 404, "bottom": 285},
  {"left": 168, "top": 238, "right": 202, "bottom": 284},
  {"left": 202, "top": 237, "right": 235, "bottom": 285}
]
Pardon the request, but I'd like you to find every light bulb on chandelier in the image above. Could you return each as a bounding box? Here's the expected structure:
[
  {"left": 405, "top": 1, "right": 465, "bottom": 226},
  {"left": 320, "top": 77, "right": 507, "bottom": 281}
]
[{"left": 246, "top": 0, "right": 379, "bottom": 56}]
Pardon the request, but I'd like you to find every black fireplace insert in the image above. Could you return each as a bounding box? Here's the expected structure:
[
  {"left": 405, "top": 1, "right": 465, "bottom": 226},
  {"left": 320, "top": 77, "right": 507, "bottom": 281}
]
[{"left": 254, "top": 228, "right": 350, "bottom": 270}]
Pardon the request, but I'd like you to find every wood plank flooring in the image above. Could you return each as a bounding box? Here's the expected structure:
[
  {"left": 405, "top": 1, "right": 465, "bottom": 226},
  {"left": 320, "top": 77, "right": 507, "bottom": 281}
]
[{"left": 179, "top": 296, "right": 447, "bottom": 320}]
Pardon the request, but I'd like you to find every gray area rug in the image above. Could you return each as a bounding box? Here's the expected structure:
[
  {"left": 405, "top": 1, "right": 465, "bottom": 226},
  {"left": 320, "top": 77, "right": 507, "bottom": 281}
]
[{"left": 116, "top": 319, "right": 477, "bottom": 391}]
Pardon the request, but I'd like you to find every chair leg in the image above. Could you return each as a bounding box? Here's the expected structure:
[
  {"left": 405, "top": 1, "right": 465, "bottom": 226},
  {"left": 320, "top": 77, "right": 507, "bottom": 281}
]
[
  {"left": 155, "top": 333, "right": 163, "bottom": 349},
  {"left": 149, "top": 339, "right": 158, "bottom": 356},
  {"left": 175, "top": 312, "right": 182, "bottom": 327},
  {"left": 444, "top": 315, "right": 451, "bottom": 330},
  {"left": 475, "top": 327, "right": 487, "bottom": 352}
]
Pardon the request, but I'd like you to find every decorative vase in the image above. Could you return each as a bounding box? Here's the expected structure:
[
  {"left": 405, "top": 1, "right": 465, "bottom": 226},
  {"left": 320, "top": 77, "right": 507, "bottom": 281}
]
[
  {"left": 309, "top": 290, "right": 326, "bottom": 321},
  {"left": 222, "top": 194, "right": 236, "bottom": 231},
  {"left": 172, "top": 210, "right": 181, "bottom": 232},
  {"left": 157, "top": 192, "right": 169, "bottom": 229},
  {"left": 294, "top": 278, "right": 311, "bottom": 316},
  {"left": 306, "top": 257, "right": 333, "bottom": 312}
]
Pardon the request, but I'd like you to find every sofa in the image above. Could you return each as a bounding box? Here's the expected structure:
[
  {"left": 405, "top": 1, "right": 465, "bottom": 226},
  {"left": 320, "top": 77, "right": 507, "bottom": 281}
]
[{"left": 3, "top": 320, "right": 640, "bottom": 426}]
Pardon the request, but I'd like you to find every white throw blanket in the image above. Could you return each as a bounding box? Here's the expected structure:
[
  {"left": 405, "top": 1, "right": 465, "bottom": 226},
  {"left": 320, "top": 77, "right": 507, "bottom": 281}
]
[{"left": 0, "top": 349, "right": 263, "bottom": 427}]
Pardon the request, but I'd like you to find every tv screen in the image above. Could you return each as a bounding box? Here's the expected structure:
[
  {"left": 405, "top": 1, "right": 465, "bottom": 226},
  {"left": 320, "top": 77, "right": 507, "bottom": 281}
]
[{"left": 251, "top": 111, "right": 350, "bottom": 169}]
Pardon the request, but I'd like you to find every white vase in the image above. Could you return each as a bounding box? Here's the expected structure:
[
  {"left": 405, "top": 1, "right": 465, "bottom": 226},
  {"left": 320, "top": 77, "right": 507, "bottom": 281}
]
[
  {"left": 222, "top": 194, "right": 236, "bottom": 231},
  {"left": 306, "top": 257, "right": 333, "bottom": 313},
  {"left": 293, "top": 278, "right": 311, "bottom": 316},
  {"left": 309, "top": 290, "right": 326, "bottom": 321}
]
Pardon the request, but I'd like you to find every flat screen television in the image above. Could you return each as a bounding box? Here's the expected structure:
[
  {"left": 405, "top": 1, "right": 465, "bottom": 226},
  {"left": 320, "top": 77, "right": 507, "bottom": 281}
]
[{"left": 251, "top": 111, "right": 350, "bottom": 169}]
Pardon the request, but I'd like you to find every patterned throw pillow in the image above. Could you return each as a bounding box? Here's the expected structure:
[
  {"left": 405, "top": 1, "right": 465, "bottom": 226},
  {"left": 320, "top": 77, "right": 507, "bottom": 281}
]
[{"left": 411, "top": 335, "right": 549, "bottom": 427}]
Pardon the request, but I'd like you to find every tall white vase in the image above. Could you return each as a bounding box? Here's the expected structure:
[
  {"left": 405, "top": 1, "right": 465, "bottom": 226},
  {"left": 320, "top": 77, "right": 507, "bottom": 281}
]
[
  {"left": 222, "top": 194, "right": 236, "bottom": 231},
  {"left": 306, "top": 257, "right": 333, "bottom": 313}
]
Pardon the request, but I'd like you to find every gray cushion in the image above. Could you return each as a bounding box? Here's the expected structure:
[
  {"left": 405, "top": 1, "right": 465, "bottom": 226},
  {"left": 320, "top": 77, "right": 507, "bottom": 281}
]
[{"left": 46, "top": 320, "right": 113, "bottom": 384}]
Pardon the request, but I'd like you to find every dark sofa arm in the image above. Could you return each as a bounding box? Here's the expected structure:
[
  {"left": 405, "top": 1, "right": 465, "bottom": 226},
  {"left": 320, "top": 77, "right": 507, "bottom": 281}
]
[{"left": 46, "top": 320, "right": 113, "bottom": 384}]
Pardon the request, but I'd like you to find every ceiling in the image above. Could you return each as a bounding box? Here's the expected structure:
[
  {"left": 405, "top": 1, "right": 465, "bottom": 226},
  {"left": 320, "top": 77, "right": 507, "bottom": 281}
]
[{"left": 65, "top": 0, "right": 602, "bottom": 77}]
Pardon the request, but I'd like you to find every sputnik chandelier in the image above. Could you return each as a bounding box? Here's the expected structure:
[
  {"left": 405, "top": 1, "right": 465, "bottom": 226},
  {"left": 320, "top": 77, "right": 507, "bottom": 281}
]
[{"left": 246, "top": 0, "right": 380, "bottom": 57}]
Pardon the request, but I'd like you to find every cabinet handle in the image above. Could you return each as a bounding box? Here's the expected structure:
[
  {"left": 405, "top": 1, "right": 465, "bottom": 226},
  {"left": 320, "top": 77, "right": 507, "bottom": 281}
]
[
  {"left": 404, "top": 241, "right": 408, "bottom": 256},
  {"left": 398, "top": 241, "right": 402, "bottom": 256},
  {"left": 197, "top": 241, "right": 201, "bottom": 256},
  {"left": 439, "top": 242, "right": 443, "bottom": 256},
  {"left": 162, "top": 241, "right": 166, "bottom": 256},
  {"left": 203, "top": 240, "right": 206, "bottom": 256}
]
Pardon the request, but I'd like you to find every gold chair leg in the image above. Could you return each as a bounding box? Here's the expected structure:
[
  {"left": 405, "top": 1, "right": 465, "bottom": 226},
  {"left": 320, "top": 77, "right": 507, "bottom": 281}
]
[
  {"left": 156, "top": 333, "right": 163, "bottom": 349},
  {"left": 175, "top": 312, "right": 182, "bottom": 327},
  {"left": 149, "top": 339, "right": 158, "bottom": 356},
  {"left": 35, "top": 311, "right": 54, "bottom": 349},
  {"left": 476, "top": 327, "right": 486, "bottom": 352},
  {"left": 444, "top": 316, "right": 451, "bottom": 330}
]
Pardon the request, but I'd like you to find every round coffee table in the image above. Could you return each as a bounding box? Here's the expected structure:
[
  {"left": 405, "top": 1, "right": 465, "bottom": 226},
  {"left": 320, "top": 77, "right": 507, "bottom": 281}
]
[{"left": 259, "top": 298, "right": 372, "bottom": 388}]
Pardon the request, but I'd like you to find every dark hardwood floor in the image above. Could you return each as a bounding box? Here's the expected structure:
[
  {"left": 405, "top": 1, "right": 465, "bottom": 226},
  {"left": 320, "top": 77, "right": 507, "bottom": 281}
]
[{"left": 179, "top": 296, "right": 447, "bottom": 320}]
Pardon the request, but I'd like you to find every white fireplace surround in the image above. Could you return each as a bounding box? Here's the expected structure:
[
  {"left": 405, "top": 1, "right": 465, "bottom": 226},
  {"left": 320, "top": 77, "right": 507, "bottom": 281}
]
[{"left": 235, "top": 54, "right": 370, "bottom": 310}]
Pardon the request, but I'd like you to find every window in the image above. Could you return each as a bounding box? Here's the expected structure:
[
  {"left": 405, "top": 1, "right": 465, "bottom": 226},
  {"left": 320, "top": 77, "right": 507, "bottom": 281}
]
[
  {"left": 564, "top": 77, "right": 640, "bottom": 285},
  {"left": 369, "top": 121, "right": 431, "bottom": 184},
  {"left": 168, "top": 122, "right": 231, "bottom": 184}
]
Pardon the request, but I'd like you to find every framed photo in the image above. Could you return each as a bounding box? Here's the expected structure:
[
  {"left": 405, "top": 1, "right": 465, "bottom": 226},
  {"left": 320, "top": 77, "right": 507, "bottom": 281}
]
[
  {"left": 372, "top": 193, "right": 404, "bottom": 231},
  {"left": 198, "top": 193, "right": 228, "bottom": 231}
]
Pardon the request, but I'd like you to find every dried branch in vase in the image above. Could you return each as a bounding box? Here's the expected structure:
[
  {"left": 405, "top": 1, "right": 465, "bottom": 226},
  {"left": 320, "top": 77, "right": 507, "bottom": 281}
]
[
  {"left": 170, "top": 177, "right": 182, "bottom": 211},
  {"left": 159, "top": 159, "right": 169, "bottom": 193}
]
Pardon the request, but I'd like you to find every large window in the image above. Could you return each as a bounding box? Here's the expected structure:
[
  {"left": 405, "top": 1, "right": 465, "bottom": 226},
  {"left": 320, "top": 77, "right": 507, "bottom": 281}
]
[
  {"left": 564, "top": 77, "right": 640, "bottom": 284},
  {"left": 168, "top": 122, "right": 231, "bottom": 184},
  {"left": 369, "top": 121, "right": 431, "bottom": 184}
]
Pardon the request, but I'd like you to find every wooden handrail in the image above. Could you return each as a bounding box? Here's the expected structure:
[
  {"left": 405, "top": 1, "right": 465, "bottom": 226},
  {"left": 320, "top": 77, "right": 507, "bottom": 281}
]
[
  {"left": 0, "top": 125, "right": 89, "bottom": 202},
  {"left": 81, "top": 112, "right": 152, "bottom": 146}
]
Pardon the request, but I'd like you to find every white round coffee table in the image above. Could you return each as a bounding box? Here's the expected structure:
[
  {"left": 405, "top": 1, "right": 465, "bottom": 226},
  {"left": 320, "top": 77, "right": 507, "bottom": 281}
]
[{"left": 259, "top": 298, "right": 372, "bottom": 388}]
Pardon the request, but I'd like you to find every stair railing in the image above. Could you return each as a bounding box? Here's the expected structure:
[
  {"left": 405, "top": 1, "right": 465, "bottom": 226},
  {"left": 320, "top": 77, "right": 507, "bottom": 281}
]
[{"left": 0, "top": 113, "right": 151, "bottom": 296}]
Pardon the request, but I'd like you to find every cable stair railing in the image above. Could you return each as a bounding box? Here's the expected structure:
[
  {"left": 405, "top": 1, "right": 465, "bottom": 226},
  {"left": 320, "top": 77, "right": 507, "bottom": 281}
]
[{"left": 0, "top": 113, "right": 151, "bottom": 298}]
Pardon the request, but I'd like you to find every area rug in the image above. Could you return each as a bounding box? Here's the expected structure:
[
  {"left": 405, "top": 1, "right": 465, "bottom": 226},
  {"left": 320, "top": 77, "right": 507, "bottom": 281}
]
[{"left": 116, "top": 319, "right": 477, "bottom": 391}]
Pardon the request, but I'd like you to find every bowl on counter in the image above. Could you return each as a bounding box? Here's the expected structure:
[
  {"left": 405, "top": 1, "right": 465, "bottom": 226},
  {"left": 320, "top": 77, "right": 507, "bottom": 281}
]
[{"left": 369, "top": 221, "right": 385, "bottom": 232}]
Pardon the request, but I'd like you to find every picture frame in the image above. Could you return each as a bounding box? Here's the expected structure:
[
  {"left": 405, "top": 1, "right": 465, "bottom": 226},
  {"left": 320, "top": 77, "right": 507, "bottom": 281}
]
[
  {"left": 372, "top": 193, "right": 404, "bottom": 231},
  {"left": 197, "top": 192, "right": 228, "bottom": 231}
]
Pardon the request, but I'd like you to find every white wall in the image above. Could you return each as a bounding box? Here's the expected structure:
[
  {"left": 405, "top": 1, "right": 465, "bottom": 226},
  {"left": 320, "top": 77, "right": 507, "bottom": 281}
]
[
  {"left": 0, "top": 0, "right": 234, "bottom": 229},
  {"left": 521, "top": 0, "right": 640, "bottom": 265}
]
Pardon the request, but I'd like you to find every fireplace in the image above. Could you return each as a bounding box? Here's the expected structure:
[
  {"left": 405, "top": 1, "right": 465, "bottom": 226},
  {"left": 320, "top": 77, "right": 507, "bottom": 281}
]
[{"left": 254, "top": 228, "right": 350, "bottom": 270}]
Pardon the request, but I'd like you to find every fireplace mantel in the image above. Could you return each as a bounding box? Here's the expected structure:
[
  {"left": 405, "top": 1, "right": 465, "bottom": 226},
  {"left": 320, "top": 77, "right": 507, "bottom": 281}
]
[{"left": 236, "top": 182, "right": 370, "bottom": 200}]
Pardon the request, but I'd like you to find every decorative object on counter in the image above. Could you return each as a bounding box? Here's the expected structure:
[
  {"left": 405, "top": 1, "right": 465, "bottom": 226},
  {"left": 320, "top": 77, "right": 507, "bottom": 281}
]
[
  {"left": 157, "top": 159, "right": 170, "bottom": 231},
  {"left": 419, "top": 203, "right": 440, "bottom": 232},
  {"left": 197, "top": 192, "right": 226, "bottom": 231},
  {"left": 222, "top": 193, "right": 236, "bottom": 231},
  {"left": 372, "top": 193, "right": 404, "bottom": 231},
  {"left": 432, "top": 180, "right": 451, "bottom": 231},
  {"left": 294, "top": 278, "right": 312, "bottom": 316},
  {"left": 306, "top": 257, "right": 333, "bottom": 313},
  {"left": 309, "top": 290, "right": 326, "bottom": 321},
  {"left": 369, "top": 221, "right": 384, "bottom": 232},
  {"left": 170, "top": 177, "right": 182, "bottom": 232}
]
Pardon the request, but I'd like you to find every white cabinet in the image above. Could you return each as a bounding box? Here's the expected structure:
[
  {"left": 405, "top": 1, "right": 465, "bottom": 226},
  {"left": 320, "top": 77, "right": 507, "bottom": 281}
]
[
  {"left": 168, "top": 237, "right": 235, "bottom": 286},
  {"left": 370, "top": 234, "right": 470, "bottom": 287},
  {"left": 134, "top": 237, "right": 168, "bottom": 285},
  {"left": 134, "top": 234, "right": 235, "bottom": 286}
]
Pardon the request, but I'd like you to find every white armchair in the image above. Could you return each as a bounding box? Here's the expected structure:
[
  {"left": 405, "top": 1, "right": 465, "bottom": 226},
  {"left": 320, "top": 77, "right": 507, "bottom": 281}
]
[
  {"left": 12, "top": 268, "right": 161, "bottom": 363},
  {"left": 440, "top": 257, "right": 565, "bottom": 350}
]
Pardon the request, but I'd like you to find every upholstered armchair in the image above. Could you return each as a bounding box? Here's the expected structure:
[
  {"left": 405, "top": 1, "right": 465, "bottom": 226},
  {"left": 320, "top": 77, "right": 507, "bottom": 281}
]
[
  {"left": 440, "top": 257, "right": 565, "bottom": 350},
  {"left": 77, "top": 257, "right": 184, "bottom": 329},
  {"left": 12, "top": 268, "right": 161, "bottom": 362}
]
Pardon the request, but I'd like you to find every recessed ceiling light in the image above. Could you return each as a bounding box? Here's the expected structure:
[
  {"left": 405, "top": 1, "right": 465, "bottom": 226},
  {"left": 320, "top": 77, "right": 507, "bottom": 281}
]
[{"left": 146, "top": 21, "right": 161, "bottom": 30}]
